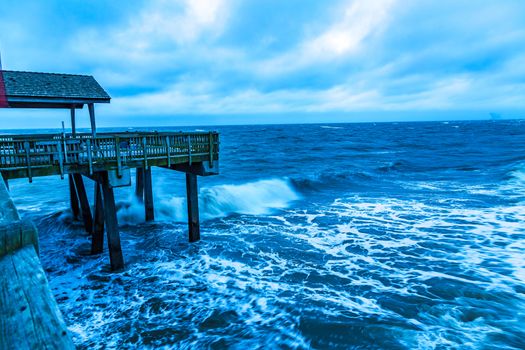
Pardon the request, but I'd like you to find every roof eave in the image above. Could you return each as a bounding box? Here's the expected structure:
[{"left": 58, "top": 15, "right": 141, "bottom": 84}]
[{"left": 6, "top": 96, "right": 111, "bottom": 107}]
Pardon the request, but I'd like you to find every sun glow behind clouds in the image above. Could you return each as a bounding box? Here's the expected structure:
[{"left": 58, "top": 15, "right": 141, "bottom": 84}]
[
  {"left": 307, "top": 0, "right": 395, "bottom": 57},
  {"left": 0, "top": 0, "right": 524, "bottom": 125}
]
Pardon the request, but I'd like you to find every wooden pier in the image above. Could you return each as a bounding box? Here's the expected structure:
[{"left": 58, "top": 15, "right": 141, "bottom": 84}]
[
  {"left": 0, "top": 131, "right": 219, "bottom": 271},
  {"left": 0, "top": 70, "right": 220, "bottom": 271}
]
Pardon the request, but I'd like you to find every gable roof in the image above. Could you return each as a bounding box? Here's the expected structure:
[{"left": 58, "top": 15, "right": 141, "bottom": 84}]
[{"left": 0, "top": 70, "right": 111, "bottom": 108}]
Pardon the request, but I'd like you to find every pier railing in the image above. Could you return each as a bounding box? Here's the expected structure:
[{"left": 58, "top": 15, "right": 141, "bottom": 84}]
[{"left": 0, "top": 131, "right": 219, "bottom": 180}]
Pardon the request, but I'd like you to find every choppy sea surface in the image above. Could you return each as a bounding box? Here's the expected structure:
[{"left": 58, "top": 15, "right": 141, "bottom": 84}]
[{"left": 5, "top": 120, "right": 525, "bottom": 349}]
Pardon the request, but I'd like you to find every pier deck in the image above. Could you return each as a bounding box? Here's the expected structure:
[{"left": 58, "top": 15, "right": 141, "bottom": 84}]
[{"left": 0, "top": 131, "right": 219, "bottom": 180}]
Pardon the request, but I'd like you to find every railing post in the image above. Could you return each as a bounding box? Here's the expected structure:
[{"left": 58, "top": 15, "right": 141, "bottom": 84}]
[
  {"left": 57, "top": 141, "right": 64, "bottom": 179},
  {"left": 115, "top": 136, "right": 122, "bottom": 178},
  {"left": 23, "top": 141, "right": 32, "bottom": 183},
  {"left": 208, "top": 132, "right": 213, "bottom": 167},
  {"left": 86, "top": 139, "right": 93, "bottom": 175},
  {"left": 166, "top": 136, "right": 171, "bottom": 167},
  {"left": 142, "top": 137, "right": 148, "bottom": 168},
  {"left": 187, "top": 135, "right": 192, "bottom": 166}
]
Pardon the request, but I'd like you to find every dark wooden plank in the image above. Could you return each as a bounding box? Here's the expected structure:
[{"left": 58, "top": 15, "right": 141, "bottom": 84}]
[
  {"left": 185, "top": 173, "right": 200, "bottom": 242},
  {"left": 68, "top": 174, "right": 80, "bottom": 220},
  {"left": 0, "top": 173, "right": 20, "bottom": 224},
  {"left": 9, "top": 246, "right": 75, "bottom": 349},
  {"left": 1, "top": 172, "right": 73, "bottom": 348},
  {"left": 144, "top": 167, "right": 154, "bottom": 221},
  {"left": 1, "top": 174, "right": 39, "bottom": 258},
  {"left": 92, "top": 181, "right": 104, "bottom": 254},
  {"left": 135, "top": 167, "right": 144, "bottom": 203},
  {"left": 73, "top": 173, "right": 93, "bottom": 234},
  {"left": 100, "top": 171, "right": 124, "bottom": 270},
  {"left": 0, "top": 251, "right": 37, "bottom": 350},
  {"left": 20, "top": 219, "right": 39, "bottom": 256}
]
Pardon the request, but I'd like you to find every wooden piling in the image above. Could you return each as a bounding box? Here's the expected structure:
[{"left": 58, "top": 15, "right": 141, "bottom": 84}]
[
  {"left": 185, "top": 173, "right": 200, "bottom": 242},
  {"left": 92, "top": 182, "right": 104, "bottom": 255},
  {"left": 135, "top": 167, "right": 144, "bottom": 203},
  {"left": 100, "top": 171, "right": 124, "bottom": 270},
  {"left": 68, "top": 175, "right": 80, "bottom": 220},
  {"left": 88, "top": 103, "right": 96, "bottom": 138},
  {"left": 72, "top": 174, "right": 93, "bottom": 234},
  {"left": 144, "top": 167, "right": 154, "bottom": 221},
  {"left": 70, "top": 108, "right": 76, "bottom": 136}
]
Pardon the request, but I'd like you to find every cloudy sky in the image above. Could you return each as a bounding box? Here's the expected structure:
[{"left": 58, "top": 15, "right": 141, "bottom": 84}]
[{"left": 1, "top": 0, "right": 525, "bottom": 128}]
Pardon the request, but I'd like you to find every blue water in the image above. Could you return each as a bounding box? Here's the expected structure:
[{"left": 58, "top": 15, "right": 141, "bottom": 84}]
[{"left": 6, "top": 120, "right": 525, "bottom": 349}]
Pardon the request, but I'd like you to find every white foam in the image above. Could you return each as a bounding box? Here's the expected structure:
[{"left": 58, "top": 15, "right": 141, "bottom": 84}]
[
  {"left": 320, "top": 125, "right": 343, "bottom": 129},
  {"left": 117, "top": 178, "right": 300, "bottom": 224}
]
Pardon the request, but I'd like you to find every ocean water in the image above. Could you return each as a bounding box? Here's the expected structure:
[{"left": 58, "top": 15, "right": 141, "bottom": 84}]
[{"left": 6, "top": 120, "right": 525, "bottom": 349}]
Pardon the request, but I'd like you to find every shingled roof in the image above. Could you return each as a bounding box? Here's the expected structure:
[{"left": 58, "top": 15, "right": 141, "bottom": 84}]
[{"left": 0, "top": 70, "right": 110, "bottom": 108}]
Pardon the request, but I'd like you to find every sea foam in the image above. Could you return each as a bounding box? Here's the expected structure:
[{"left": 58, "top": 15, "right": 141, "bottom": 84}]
[{"left": 117, "top": 178, "right": 300, "bottom": 224}]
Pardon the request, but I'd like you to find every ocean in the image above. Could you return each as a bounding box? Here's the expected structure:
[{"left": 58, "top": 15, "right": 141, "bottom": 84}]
[{"left": 6, "top": 120, "right": 525, "bottom": 349}]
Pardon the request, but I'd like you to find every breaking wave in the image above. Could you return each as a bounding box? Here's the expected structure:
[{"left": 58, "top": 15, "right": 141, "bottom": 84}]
[{"left": 118, "top": 178, "right": 300, "bottom": 224}]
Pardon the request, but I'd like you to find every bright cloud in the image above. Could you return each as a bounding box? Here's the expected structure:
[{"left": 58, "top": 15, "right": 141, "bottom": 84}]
[
  {"left": 116, "top": 0, "right": 228, "bottom": 48},
  {"left": 254, "top": 0, "right": 396, "bottom": 76},
  {"left": 0, "top": 0, "right": 524, "bottom": 127},
  {"left": 306, "top": 0, "right": 395, "bottom": 57}
]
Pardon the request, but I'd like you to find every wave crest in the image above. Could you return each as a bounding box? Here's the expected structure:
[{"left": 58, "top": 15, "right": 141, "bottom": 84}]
[{"left": 118, "top": 178, "right": 300, "bottom": 224}]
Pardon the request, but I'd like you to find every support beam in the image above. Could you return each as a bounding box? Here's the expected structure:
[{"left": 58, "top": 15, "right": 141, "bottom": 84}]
[
  {"left": 167, "top": 161, "right": 219, "bottom": 176},
  {"left": 72, "top": 174, "right": 93, "bottom": 234},
  {"left": 100, "top": 171, "right": 124, "bottom": 270},
  {"left": 135, "top": 167, "right": 144, "bottom": 203},
  {"left": 68, "top": 175, "right": 80, "bottom": 220},
  {"left": 185, "top": 173, "right": 200, "bottom": 242},
  {"left": 92, "top": 182, "right": 104, "bottom": 255},
  {"left": 88, "top": 103, "right": 96, "bottom": 138},
  {"left": 144, "top": 167, "right": 154, "bottom": 221},
  {"left": 70, "top": 108, "right": 76, "bottom": 136}
]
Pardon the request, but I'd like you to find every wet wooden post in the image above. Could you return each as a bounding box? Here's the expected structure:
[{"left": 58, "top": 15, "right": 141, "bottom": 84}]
[
  {"left": 91, "top": 182, "right": 104, "bottom": 254},
  {"left": 70, "top": 108, "right": 76, "bottom": 136},
  {"left": 144, "top": 167, "right": 154, "bottom": 221},
  {"left": 68, "top": 175, "right": 80, "bottom": 220},
  {"left": 185, "top": 173, "right": 200, "bottom": 242},
  {"left": 135, "top": 167, "right": 144, "bottom": 203},
  {"left": 88, "top": 103, "right": 96, "bottom": 138},
  {"left": 100, "top": 171, "right": 124, "bottom": 270},
  {"left": 72, "top": 174, "right": 93, "bottom": 234}
]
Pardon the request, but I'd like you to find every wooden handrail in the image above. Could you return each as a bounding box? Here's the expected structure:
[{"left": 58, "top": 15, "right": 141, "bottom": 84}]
[{"left": 0, "top": 132, "right": 219, "bottom": 178}]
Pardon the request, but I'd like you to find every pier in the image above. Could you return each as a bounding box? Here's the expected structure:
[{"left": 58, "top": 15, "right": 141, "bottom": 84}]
[
  {"left": 0, "top": 70, "right": 220, "bottom": 270},
  {"left": 0, "top": 69, "right": 219, "bottom": 348}
]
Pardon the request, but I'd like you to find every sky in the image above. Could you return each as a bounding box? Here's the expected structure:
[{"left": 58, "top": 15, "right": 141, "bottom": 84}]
[{"left": 1, "top": 0, "right": 525, "bottom": 128}]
